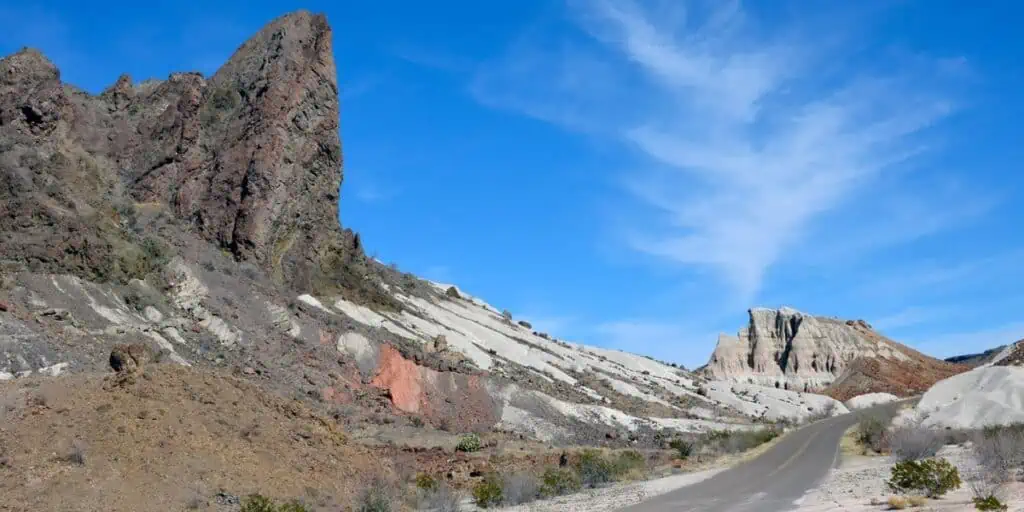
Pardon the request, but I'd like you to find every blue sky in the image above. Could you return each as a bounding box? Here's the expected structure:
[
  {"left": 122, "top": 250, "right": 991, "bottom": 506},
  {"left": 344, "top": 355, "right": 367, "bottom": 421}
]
[{"left": 3, "top": 0, "right": 1022, "bottom": 368}]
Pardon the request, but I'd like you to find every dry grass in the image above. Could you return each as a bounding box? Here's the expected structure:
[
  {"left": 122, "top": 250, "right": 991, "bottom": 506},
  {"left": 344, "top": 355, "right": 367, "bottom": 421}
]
[{"left": 886, "top": 495, "right": 927, "bottom": 509}]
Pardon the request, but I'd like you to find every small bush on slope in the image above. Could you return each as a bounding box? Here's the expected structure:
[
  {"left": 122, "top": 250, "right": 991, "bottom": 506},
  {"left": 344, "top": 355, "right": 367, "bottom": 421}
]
[
  {"left": 240, "top": 495, "right": 310, "bottom": 512},
  {"left": 472, "top": 475, "right": 503, "bottom": 508},
  {"left": 418, "top": 483, "right": 463, "bottom": 512},
  {"left": 669, "top": 439, "right": 693, "bottom": 459},
  {"left": 539, "top": 467, "right": 581, "bottom": 497},
  {"left": 888, "top": 458, "right": 962, "bottom": 498},
  {"left": 501, "top": 472, "right": 540, "bottom": 506},
  {"left": 455, "top": 434, "right": 481, "bottom": 453}
]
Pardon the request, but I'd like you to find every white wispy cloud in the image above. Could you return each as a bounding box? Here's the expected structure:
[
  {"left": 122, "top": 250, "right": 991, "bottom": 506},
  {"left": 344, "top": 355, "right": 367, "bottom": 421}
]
[{"left": 472, "top": 0, "right": 970, "bottom": 302}]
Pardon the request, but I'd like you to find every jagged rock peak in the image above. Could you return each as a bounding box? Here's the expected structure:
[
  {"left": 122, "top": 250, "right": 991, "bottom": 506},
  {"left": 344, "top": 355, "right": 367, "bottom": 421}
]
[{"left": 0, "top": 10, "right": 368, "bottom": 298}]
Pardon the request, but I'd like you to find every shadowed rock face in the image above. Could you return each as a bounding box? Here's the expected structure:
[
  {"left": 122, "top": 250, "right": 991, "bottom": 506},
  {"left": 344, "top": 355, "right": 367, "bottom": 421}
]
[{"left": 0, "top": 11, "right": 359, "bottom": 293}]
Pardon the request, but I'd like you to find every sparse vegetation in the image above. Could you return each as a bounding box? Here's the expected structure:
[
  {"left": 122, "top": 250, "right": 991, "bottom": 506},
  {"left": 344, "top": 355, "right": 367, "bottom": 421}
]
[
  {"left": 500, "top": 472, "right": 540, "bottom": 506},
  {"left": 855, "top": 408, "right": 894, "bottom": 454},
  {"left": 889, "top": 424, "right": 943, "bottom": 461},
  {"left": 472, "top": 474, "right": 504, "bottom": 508},
  {"left": 240, "top": 495, "right": 310, "bottom": 512},
  {"left": 65, "top": 440, "right": 86, "bottom": 466},
  {"left": 415, "top": 473, "right": 438, "bottom": 491},
  {"left": 455, "top": 433, "right": 482, "bottom": 452},
  {"left": 445, "top": 286, "right": 461, "bottom": 299},
  {"left": 887, "top": 458, "right": 961, "bottom": 498},
  {"left": 539, "top": 467, "right": 581, "bottom": 497},
  {"left": 973, "top": 424, "right": 1024, "bottom": 483},
  {"left": 669, "top": 438, "right": 693, "bottom": 459},
  {"left": 701, "top": 427, "right": 781, "bottom": 455},
  {"left": 517, "top": 320, "right": 532, "bottom": 329},
  {"left": 973, "top": 494, "right": 1009, "bottom": 511},
  {"left": 355, "top": 477, "right": 398, "bottom": 512},
  {"left": 417, "top": 482, "right": 463, "bottom": 512},
  {"left": 501, "top": 309, "right": 513, "bottom": 324}
]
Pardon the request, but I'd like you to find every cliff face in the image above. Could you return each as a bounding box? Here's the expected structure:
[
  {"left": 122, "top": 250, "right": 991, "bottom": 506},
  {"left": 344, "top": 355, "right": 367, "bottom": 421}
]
[
  {"left": 0, "top": 11, "right": 366, "bottom": 297},
  {"left": 705, "top": 307, "right": 911, "bottom": 391}
]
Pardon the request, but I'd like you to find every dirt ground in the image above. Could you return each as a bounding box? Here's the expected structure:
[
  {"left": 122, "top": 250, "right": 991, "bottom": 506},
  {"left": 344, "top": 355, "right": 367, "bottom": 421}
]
[{"left": 0, "top": 364, "right": 384, "bottom": 511}]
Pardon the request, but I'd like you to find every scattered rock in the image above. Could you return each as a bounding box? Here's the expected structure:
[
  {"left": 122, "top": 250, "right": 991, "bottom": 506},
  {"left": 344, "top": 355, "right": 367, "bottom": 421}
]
[
  {"left": 0, "top": 301, "right": 10, "bottom": 312},
  {"left": 109, "top": 343, "right": 150, "bottom": 374}
]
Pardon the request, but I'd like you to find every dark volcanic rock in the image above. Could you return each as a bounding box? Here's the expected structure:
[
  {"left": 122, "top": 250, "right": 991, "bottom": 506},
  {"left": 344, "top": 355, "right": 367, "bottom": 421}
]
[{"left": 0, "top": 11, "right": 379, "bottom": 304}]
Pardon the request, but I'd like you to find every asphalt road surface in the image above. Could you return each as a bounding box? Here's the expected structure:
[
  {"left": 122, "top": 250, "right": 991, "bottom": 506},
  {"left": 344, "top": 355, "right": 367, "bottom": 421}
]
[{"left": 619, "top": 413, "right": 863, "bottom": 512}]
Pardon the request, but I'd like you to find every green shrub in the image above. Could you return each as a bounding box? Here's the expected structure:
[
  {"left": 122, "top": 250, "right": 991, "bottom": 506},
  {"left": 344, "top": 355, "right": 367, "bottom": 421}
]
[
  {"left": 575, "top": 449, "right": 618, "bottom": 488},
  {"left": 241, "top": 495, "right": 277, "bottom": 512},
  {"left": 887, "top": 458, "right": 962, "bottom": 498},
  {"left": 614, "top": 450, "right": 646, "bottom": 477},
  {"left": 472, "top": 475, "right": 504, "bottom": 508},
  {"left": 416, "top": 473, "right": 438, "bottom": 491},
  {"left": 445, "top": 286, "right": 461, "bottom": 299},
  {"left": 974, "top": 495, "right": 1009, "bottom": 511},
  {"left": 456, "top": 433, "right": 482, "bottom": 453},
  {"left": 539, "top": 467, "right": 581, "bottom": 497},
  {"left": 669, "top": 439, "right": 693, "bottom": 459},
  {"left": 240, "top": 495, "right": 310, "bottom": 512}
]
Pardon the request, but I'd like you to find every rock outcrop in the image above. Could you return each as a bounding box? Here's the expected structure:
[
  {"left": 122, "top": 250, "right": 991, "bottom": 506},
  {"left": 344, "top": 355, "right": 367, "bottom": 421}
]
[
  {"left": 0, "top": 11, "right": 379, "bottom": 303},
  {"left": 704, "top": 307, "right": 966, "bottom": 396}
]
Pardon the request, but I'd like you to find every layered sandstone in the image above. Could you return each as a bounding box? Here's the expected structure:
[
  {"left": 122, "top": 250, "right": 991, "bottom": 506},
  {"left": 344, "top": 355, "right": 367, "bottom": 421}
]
[{"left": 704, "top": 307, "right": 953, "bottom": 393}]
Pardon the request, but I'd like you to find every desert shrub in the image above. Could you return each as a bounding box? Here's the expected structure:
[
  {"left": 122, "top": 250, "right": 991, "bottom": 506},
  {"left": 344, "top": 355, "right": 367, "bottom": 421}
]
[
  {"left": 501, "top": 309, "right": 513, "bottom": 323},
  {"left": 856, "top": 410, "right": 892, "bottom": 453},
  {"left": 889, "top": 425, "right": 943, "bottom": 461},
  {"left": 410, "top": 416, "right": 425, "bottom": 428},
  {"left": 240, "top": 496, "right": 309, "bottom": 512},
  {"left": 455, "top": 434, "right": 481, "bottom": 453},
  {"left": 517, "top": 320, "right": 532, "bottom": 329},
  {"left": 418, "top": 483, "right": 463, "bottom": 512},
  {"left": 65, "top": 440, "right": 86, "bottom": 466},
  {"left": 614, "top": 450, "right": 647, "bottom": 478},
  {"left": 472, "top": 475, "right": 503, "bottom": 508},
  {"left": 501, "top": 472, "right": 540, "bottom": 506},
  {"left": 539, "top": 467, "right": 581, "bottom": 497},
  {"left": 703, "top": 427, "right": 780, "bottom": 455},
  {"left": 576, "top": 450, "right": 619, "bottom": 487},
  {"left": 973, "top": 495, "right": 1009, "bottom": 511},
  {"left": 888, "top": 458, "right": 962, "bottom": 498},
  {"left": 355, "top": 482, "right": 396, "bottom": 512},
  {"left": 416, "top": 473, "right": 438, "bottom": 491},
  {"left": 669, "top": 439, "right": 693, "bottom": 459},
  {"left": 445, "top": 286, "right": 461, "bottom": 299},
  {"left": 973, "top": 424, "right": 1024, "bottom": 483},
  {"left": 241, "top": 495, "right": 277, "bottom": 512}
]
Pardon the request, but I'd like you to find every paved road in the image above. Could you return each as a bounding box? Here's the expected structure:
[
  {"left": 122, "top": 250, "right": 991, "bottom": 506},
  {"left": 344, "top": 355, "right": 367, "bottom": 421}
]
[{"left": 619, "top": 413, "right": 863, "bottom": 512}]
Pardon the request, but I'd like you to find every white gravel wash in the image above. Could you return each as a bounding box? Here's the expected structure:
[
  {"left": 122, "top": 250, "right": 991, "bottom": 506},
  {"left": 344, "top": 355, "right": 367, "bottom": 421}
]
[{"left": 795, "top": 445, "right": 1024, "bottom": 511}]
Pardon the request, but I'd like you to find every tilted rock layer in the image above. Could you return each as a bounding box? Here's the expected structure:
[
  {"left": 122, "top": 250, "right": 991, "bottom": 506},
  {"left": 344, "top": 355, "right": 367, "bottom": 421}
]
[{"left": 704, "top": 307, "right": 964, "bottom": 395}]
